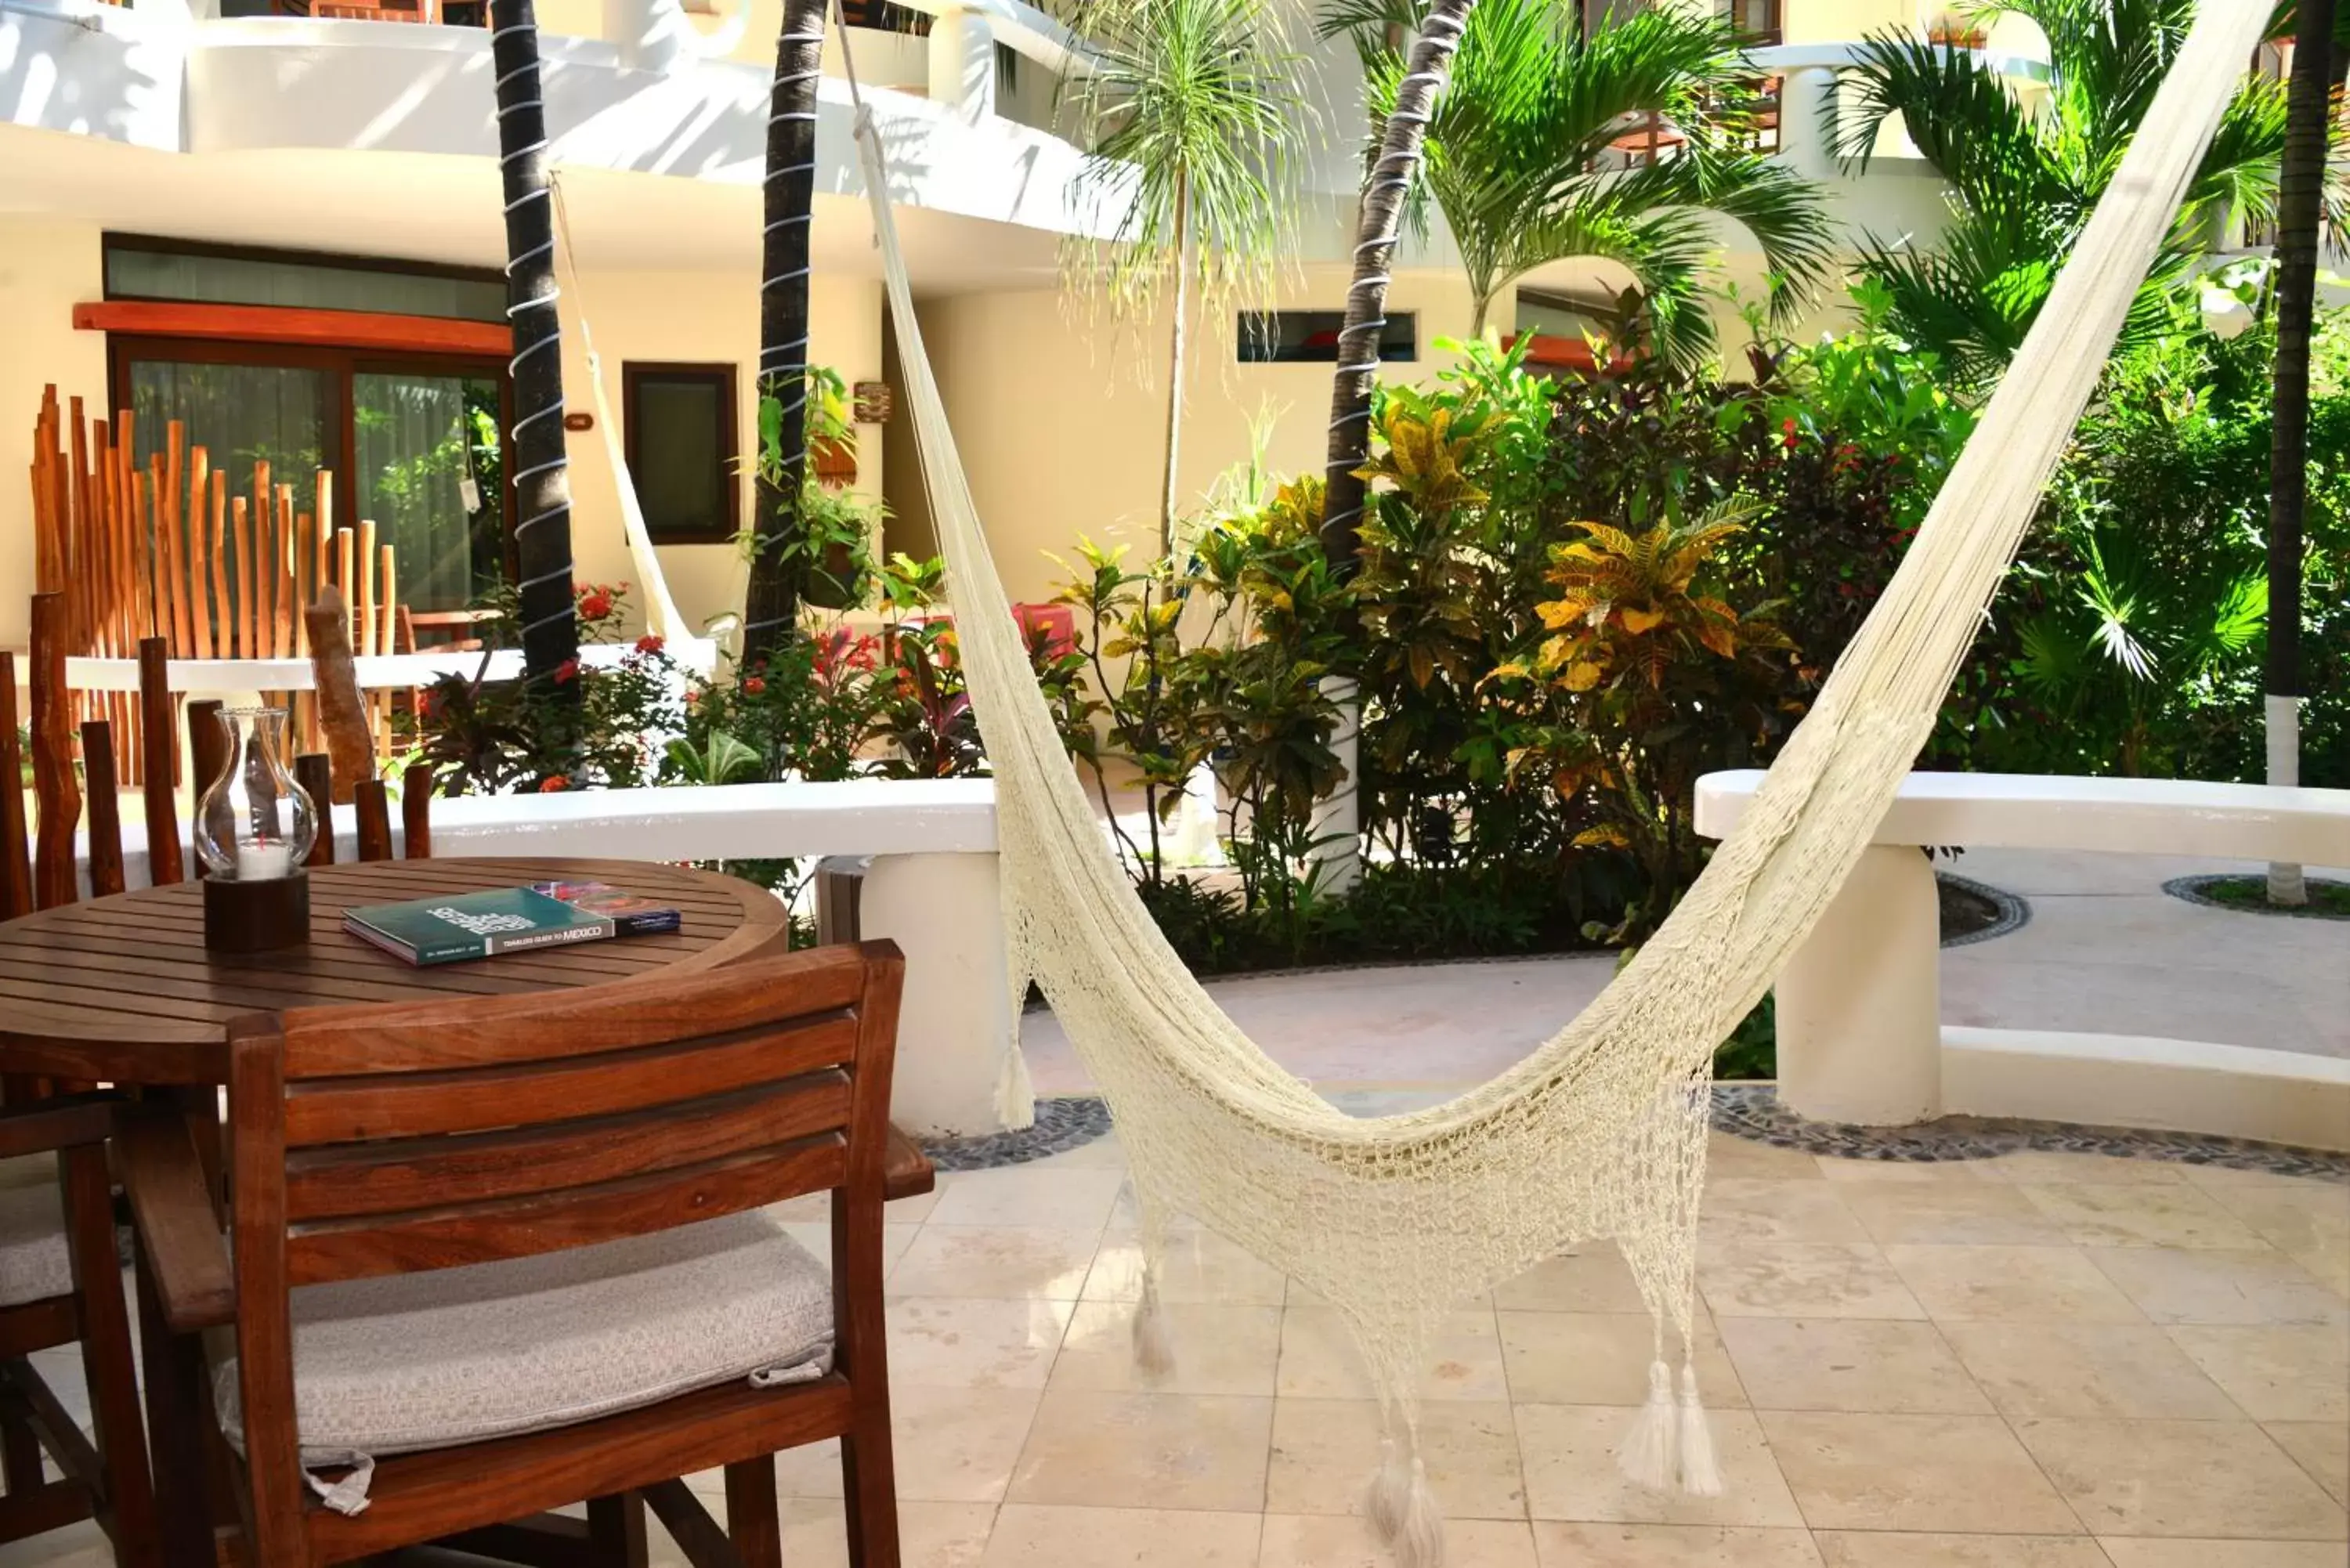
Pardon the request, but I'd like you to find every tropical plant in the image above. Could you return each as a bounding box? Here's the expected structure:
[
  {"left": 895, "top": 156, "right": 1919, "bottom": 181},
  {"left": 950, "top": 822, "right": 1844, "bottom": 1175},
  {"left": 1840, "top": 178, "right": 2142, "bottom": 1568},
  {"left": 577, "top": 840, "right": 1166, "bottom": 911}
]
[
  {"left": 1329, "top": 0, "right": 1837, "bottom": 360},
  {"left": 739, "top": 0, "right": 831, "bottom": 667},
  {"left": 1835, "top": 0, "right": 2333, "bottom": 389},
  {"left": 486, "top": 0, "right": 580, "bottom": 688},
  {"left": 741, "top": 368, "right": 882, "bottom": 612},
  {"left": 1060, "top": 0, "right": 1309, "bottom": 553}
]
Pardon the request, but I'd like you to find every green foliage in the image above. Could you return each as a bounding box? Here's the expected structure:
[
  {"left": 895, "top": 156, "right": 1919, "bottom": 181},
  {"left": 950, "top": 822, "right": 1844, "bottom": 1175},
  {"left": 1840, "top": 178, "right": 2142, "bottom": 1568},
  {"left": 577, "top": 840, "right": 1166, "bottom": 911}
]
[
  {"left": 749, "top": 367, "right": 884, "bottom": 610},
  {"left": 1329, "top": 0, "right": 1835, "bottom": 362}
]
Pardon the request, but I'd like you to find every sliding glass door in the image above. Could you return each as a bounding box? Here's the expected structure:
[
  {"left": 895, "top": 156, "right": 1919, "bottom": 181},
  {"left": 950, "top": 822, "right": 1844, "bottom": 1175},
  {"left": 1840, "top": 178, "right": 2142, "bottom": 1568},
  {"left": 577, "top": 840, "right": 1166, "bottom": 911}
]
[{"left": 353, "top": 369, "right": 505, "bottom": 612}]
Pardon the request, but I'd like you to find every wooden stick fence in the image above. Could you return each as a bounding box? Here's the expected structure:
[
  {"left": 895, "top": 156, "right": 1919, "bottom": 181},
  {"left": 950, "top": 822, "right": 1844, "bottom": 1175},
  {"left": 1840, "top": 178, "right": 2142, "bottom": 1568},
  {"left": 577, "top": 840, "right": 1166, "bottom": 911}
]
[{"left": 27, "top": 385, "right": 420, "bottom": 782}]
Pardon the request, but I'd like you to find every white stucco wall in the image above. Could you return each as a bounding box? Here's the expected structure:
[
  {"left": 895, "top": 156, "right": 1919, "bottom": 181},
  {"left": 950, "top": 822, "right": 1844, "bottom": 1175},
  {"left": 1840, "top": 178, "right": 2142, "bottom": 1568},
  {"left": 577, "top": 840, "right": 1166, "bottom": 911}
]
[{"left": 0, "top": 216, "right": 111, "bottom": 652}]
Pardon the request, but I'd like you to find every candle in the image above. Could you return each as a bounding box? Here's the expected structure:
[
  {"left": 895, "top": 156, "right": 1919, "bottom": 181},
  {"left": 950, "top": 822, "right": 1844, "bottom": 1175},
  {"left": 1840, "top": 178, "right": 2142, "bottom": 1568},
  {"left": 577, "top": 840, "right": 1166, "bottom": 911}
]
[{"left": 240, "top": 842, "right": 295, "bottom": 881}]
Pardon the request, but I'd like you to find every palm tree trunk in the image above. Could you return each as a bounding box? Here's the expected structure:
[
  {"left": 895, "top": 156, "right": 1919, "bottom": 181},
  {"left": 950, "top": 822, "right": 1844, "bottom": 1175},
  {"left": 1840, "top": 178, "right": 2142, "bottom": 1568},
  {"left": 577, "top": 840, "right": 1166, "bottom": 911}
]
[
  {"left": 2265, "top": 2, "right": 2332, "bottom": 906},
  {"left": 1160, "top": 174, "right": 1191, "bottom": 558},
  {"left": 741, "top": 0, "right": 829, "bottom": 670},
  {"left": 489, "top": 0, "right": 579, "bottom": 688},
  {"left": 1318, "top": 0, "right": 1477, "bottom": 571}
]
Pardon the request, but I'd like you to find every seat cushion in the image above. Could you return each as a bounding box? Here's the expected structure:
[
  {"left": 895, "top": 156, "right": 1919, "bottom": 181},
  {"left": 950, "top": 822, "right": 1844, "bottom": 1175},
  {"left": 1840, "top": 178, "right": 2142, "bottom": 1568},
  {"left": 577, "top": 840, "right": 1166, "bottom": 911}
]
[
  {"left": 0, "top": 1156, "right": 69, "bottom": 1309},
  {"left": 215, "top": 1209, "right": 834, "bottom": 1463}
]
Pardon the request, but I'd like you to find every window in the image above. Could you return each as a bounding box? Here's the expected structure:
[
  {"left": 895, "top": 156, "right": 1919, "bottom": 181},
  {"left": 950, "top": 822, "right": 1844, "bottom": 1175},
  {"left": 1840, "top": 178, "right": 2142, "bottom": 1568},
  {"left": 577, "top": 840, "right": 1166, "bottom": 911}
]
[
  {"left": 1719, "top": 0, "right": 1780, "bottom": 42},
  {"left": 1238, "top": 310, "right": 1417, "bottom": 364},
  {"left": 623, "top": 363, "right": 739, "bottom": 545},
  {"left": 104, "top": 233, "right": 505, "bottom": 323}
]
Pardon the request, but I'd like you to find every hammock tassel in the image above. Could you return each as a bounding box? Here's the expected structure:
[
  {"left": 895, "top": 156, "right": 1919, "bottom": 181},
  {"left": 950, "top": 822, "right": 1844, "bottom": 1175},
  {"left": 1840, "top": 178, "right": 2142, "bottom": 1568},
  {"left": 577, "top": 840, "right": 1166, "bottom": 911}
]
[
  {"left": 1617, "top": 1359, "right": 1677, "bottom": 1491},
  {"left": 1676, "top": 1360, "right": 1723, "bottom": 1496},
  {"left": 1363, "top": 1434, "right": 1444, "bottom": 1568},
  {"left": 1131, "top": 1274, "right": 1175, "bottom": 1378}
]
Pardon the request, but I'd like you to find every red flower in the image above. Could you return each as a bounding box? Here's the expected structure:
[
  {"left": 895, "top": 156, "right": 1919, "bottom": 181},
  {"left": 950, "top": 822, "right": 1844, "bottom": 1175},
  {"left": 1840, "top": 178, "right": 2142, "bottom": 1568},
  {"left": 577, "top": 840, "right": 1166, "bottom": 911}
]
[
  {"left": 635, "top": 634, "right": 665, "bottom": 656},
  {"left": 742, "top": 675, "right": 768, "bottom": 696},
  {"left": 684, "top": 688, "right": 702, "bottom": 706},
  {"left": 554, "top": 657, "right": 580, "bottom": 685},
  {"left": 1780, "top": 417, "right": 1800, "bottom": 452},
  {"left": 538, "top": 775, "right": 571, "bottom": 793},
  {"left": 579, "top": 591, "right": 614, "bottom": 621}
]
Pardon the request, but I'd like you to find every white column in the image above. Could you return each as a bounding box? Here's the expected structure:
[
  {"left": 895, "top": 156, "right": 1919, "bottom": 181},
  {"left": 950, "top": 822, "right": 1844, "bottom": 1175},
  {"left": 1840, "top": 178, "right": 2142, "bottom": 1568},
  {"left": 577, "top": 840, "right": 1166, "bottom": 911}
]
[
  {"left": 1777, "top": 66, "right": 1839, "bottom": 181},
  {"left": 604, "top": 0, "right": 696, "bottom": 71},
  {"left": 857, "top": 850, "right": 1033, "bottom": 1136},
  {"left": 927, "top": 5, "right": 996, "bottom": 125},
  {"left": 1773, "top": 844, "right": 1942, "bottom": 1125},
  {"left": 1308, "top": 677, "right": 1362, "bottom": 894}
]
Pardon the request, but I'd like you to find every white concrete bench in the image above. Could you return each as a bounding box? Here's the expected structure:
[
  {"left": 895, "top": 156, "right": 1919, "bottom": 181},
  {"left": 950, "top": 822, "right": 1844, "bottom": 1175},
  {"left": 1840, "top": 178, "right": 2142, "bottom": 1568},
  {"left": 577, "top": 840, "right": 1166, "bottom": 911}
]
[
  {"left": 86, "top": 778, "right": 1026, "bottom": 1140},
  {"left": 1696, "top": 771, "right": 2350, "bottom": 1150}
]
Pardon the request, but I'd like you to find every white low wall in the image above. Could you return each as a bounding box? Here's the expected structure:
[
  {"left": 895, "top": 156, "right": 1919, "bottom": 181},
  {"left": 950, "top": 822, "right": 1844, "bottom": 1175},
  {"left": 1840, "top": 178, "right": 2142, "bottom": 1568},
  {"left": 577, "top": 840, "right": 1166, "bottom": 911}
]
[
  {"left": 1697, "top": 771, "right": 2350, "bottom": 1151},
  {"left": 86, "top": 776, "right": 1030, "bottom": 1140}
]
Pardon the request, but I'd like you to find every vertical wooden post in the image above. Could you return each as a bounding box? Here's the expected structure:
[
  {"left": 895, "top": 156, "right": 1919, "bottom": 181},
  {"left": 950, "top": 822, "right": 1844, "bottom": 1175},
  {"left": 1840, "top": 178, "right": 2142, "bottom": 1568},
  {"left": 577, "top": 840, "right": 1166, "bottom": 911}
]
[
  {"left": 208, "top": 469, "right": 230, "bottom": 663},
  {"left": 0, "top": 652, "right": 32, "bottom": 920},
  {"left": 138, "top": 638, "right": 184, "bottom": 888},
  {"left": 80, "top": 721, "right": 125, "bottom": 898},
  {"left": 28, "top": 593, "right": 81, "bottom": 911},
  {"left": 188, "top": 697, "right": 226, "bottom": 876},
  {"left": 189, "top": 446, "right": 214, "bottom": 659},
  {"left": 401, "top": 762, "right": 434, "bottom": 860},
  {"left": 293, "top": 754, "right": 336, "bottom": 867}
]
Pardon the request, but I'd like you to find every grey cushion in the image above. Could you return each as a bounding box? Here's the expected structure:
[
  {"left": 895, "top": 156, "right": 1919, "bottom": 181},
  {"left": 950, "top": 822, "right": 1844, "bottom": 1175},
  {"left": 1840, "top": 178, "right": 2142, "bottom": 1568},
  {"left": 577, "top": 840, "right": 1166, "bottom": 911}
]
[
  {"left": 215, "top": 1209, "right": 834, "bottom": 1465},
  {"left": 0, "top": 1156, "right": 69, "bottom": 1309}
]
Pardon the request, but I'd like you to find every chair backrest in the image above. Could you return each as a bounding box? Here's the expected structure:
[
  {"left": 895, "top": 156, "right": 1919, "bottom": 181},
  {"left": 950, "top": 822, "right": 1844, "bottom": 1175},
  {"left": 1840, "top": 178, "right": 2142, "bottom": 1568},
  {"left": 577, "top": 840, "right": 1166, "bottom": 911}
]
[
  {"left": 295, "top": 755, "right": 436, "bottom": 864},
  {"left": 226, "top": 939, "right": 902, "bottom": 1291}
]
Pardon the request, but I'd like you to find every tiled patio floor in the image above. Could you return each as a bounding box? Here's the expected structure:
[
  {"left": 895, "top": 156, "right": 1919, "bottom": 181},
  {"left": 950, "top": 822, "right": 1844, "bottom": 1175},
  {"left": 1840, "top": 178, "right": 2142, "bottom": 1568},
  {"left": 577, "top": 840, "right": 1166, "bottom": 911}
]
[{"left": 12, "top": 1118, "right": 2345, "bottom": 1568}]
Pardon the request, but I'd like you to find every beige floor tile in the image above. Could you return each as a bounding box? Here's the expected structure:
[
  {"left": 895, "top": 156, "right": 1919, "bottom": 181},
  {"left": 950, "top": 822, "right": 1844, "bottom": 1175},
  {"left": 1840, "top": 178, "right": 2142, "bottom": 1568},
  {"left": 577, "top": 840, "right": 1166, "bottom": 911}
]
[
  {"left": 1109, "top": 1179, "right": 1211, "bottom": 1234},
  {"left": 2021, "top": 1184, "right": 2271, "bottom": 1250},
  {"left": 1008, "top": 1386, "right": 1273, "bottom": 1512},
  {"left": 1051, "top": 1300, "right": 1284, "bottom": 1397},
  {"left": 1494, "top": 1246, "right": 1650, "bottom": 1314},
  {"left": 1708, "top": 1133, "right": 1828, "bottom": 1180},
  {"left": 981, "top": 1504, "right": 1261, "bottom": 1566},
  {"left": 2265, "top": 1420, "right": 2350, "bottom": 1507},
  {"left": 1813, "top": 1156, "right": 1995, "bottom": 1185},
  {"left": 1280, "top": 1305, "right": 1509, "bottom": 1401},
  {"left": 1885, "top": 1245, "right": 2146, "bottom": 1323},
  {"left": 777, "top": 1498, "right": 997, "bottom": 1568},
  {"left": 1976, "top": 1152, "right": 2194, "bottom": 1186},
  {"left": 783, "top": 1221, "right": 922, "bottom": 1278},
  {"left": 1264, "top": 1514, "right": 1540, "bottom": 1566},
  {"left": 1267, "top": 1398, "right": 1527, "bottom": 1519},
  {"left": 1697, "top": 1241, "right": 1926, "bottom": 1320},
  {"left": 927, "top": 1167, "right": 1127, "bottom": 1230},
  {"left": 1813, "top": 1533, "right": 2112, "bottom": 1567},
  {"left": 1498, "top": 1313, "right": 1745, "bottom": 1409},
  {"left": 884, "top": 1297, "right": 1076, "bottom": 1389},
  {"left": 1083, "top": 1230, "right": 1292, "bottom": 1306},
  {"left": 1841, "top": 1182, "right": 2071, "bottom": 1246},
  {"left": 2203, "top": 1185, "right": 2350, "bottom": 1257},
  {"left": 2087, "top": 1247, "right": 2349, "bottom": 1327},
  {"left": 889, "top": 1226, "right": 1102, "bottom": 1300},
  {"left": 0, "top": 1519, "right": 107, "bottom": 1568},
  {"left": 2015, "top": 1417, "right": 2347, "bottom": 1540},
  {"left": 1516, "top": 1405, "right": 1802, "bottom": 1527},
  {"left": 2167, "top": 1325, "right": 2350, "bottom": 1422},
  {"left": 1699, "top": 1178, "right": 1869, "bottom": 1243},
  {"left": 769, "top": 1385, "right": 1042, "bottom": 1504},
  {"left": 1940, "top": 1321, "right": 2238, "bottom": 1418},
  {"left": 2099, "top": 1542, "right": 2350, "bottom": 1568},
  {"left": 1040, "top": 1131, "right": 1130, "bottom": 1168},
  {"left": 1757, "top": 1411, "right": 2078, "bottom": 1534},
  {"left": 1531, "top": 1522, "right": 1822, "bottom": 1566},
  {"left": 1718, "top": 1317, "right": 1989, "bottom": 1414}
]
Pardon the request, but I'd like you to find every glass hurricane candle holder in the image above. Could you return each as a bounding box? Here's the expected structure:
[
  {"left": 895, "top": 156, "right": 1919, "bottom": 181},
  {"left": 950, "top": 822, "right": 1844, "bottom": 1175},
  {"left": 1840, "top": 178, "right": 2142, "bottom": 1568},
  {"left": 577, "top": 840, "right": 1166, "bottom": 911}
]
[{"left": 195, "top": 706, "right": 318, "bottom": 952}]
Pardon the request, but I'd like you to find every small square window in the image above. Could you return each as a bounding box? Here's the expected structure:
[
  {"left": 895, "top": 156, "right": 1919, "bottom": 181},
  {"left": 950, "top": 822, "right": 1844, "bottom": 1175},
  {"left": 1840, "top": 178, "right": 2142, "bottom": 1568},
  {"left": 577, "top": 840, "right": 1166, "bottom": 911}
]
[{"left": 623, "top": 363, "right": 739, "bottom": 545}]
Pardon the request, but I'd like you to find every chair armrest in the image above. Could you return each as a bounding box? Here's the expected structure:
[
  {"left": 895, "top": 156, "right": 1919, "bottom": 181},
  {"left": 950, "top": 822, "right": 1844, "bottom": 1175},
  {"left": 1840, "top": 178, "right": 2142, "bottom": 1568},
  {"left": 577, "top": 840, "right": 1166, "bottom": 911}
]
[
  {"left": 883, "top": 1123, "right": 935, "bottom": 1202},
  {"left": 116, "top": 1104, "right": 237, "bottom": 1333},
  {"left": 0, "top": 1091, "right": 121, "bottom": 1160}
]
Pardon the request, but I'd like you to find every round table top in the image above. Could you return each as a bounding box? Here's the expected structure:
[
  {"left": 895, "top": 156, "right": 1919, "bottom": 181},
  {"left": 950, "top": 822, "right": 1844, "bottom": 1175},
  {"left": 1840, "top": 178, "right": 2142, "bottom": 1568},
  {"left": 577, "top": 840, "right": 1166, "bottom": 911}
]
[{"left": 0, "top": 857, "right": 786, "bottom": 1085}]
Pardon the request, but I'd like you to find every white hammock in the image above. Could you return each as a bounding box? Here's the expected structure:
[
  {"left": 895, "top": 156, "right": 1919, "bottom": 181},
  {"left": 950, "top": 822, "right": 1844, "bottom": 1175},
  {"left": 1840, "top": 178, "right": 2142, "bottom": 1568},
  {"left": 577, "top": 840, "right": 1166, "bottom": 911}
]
[{"left": 839, "top": 6, "right": 2271, "bottom": 1562}]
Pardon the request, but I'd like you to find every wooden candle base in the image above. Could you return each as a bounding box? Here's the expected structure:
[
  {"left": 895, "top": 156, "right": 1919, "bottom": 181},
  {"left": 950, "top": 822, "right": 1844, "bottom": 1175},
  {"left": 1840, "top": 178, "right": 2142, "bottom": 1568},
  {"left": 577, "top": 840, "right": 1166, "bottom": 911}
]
[{"left": 203, "top": 870, "right": 311, "bottom": 952}]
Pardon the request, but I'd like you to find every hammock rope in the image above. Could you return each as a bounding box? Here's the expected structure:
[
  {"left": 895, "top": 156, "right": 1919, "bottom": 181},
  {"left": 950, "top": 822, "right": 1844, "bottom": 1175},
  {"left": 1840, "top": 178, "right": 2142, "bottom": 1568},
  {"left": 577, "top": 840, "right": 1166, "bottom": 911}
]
[{"left": 833, "top": 7, "right": 2272, "bottom": 1562}]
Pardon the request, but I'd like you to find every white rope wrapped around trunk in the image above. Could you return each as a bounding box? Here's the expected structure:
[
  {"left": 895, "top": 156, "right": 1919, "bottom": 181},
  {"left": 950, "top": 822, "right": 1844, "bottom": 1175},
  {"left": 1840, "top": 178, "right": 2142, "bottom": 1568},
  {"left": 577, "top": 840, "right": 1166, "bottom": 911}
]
[{"left": 834, "top": 5, "right": 2269, "bottom": 1557}]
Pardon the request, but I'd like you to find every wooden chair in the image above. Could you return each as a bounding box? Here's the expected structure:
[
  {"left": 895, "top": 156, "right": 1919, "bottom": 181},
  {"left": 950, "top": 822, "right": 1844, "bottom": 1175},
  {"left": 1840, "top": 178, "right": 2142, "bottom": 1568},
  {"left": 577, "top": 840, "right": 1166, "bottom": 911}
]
[
  {"left": 121, "top": 942, "right": 913, "bottom": 1568},
  {"left": 0, "top": 1092, "right": 159, "bottom": 1568}
]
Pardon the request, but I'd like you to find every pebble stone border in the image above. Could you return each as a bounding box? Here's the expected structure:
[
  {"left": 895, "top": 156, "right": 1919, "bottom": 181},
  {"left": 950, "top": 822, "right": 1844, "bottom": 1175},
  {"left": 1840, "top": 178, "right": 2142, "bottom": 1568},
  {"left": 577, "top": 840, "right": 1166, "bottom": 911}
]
[
  {"left": 1710, "top": 1082, "right": 2349, "bottom": 1180},
  {"left": 2164, "top": 873, "right": 2350, "bottom": 921},
  {"left": 1936, "top": 870, "right": 2030, "bottom": 947},
  {"left": 918, "top": 1095, "right": 1116, "bottom": 1172}
]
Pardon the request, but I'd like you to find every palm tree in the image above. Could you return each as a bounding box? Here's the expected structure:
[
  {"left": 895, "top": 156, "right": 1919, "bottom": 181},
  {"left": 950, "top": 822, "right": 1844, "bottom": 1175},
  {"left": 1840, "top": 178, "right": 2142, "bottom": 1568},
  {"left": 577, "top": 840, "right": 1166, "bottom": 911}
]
[
  {"left": 1332, "top": 2, "right": 1836, "bottom": 363},
  {"left": 488, "top": 0, "right": 580, "bottom": 687},
  {"left": 739, "top": 0, "right": 830, "bottom": 669},
  {"left": 1061, "top": 0, "right": 1309, "bottom": 555},
  {"left": 1837, "top": 0, "right": 2319, "bottom": 389},
  {"left": 2265, "top": 3, "right": 2339, "bottom": 905},
  {"left": 1317, "top": 0, "right": 1477, "bottom": 575}
]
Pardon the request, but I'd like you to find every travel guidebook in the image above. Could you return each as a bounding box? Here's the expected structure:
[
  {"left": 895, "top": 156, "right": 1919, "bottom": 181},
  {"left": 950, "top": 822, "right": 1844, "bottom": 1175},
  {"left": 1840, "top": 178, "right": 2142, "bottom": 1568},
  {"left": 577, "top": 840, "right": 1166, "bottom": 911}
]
[{"left": 342, "top": 880, "right": 683, "bottom": 966}]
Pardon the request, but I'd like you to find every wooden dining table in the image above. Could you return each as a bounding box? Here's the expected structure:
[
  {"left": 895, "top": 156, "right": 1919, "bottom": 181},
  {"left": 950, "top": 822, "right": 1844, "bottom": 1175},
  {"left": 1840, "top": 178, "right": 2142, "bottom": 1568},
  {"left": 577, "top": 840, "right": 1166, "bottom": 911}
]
[{"left": 0, "top": 856, "right": 790, "bottom": 1568}]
